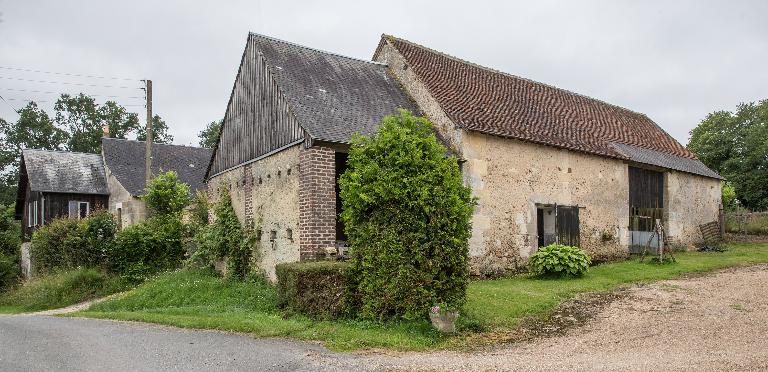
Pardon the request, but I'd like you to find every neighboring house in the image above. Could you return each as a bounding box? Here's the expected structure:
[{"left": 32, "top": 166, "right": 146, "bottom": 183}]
[
  {"left": 14, "top": 149, "right": 109, "bottom": 241},
  {"left": 210, "top": 32, "right": 722, "bottom": 278},
  {"left": 15, "top": 138, "right": 212, "bottom": 232},
  {"left": 205, "top": 33, "right": 418, "bottom": 279},
  {"left": 373, "top": 35, "right": 723, "bottom": 275},
  {"left": 102, "top": 138, "right": 211, "bottom": 228}
]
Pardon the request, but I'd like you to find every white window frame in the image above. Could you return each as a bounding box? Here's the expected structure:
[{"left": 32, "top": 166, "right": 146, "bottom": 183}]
[
  {"left": 28, "top": 201, "right": 33, "bottom": 227},
  {"left": 78, "top": 201, "right": 90, "bottom": 219},
  {"left": 33, "top": 200, "right": 38, "bottom": 226}
]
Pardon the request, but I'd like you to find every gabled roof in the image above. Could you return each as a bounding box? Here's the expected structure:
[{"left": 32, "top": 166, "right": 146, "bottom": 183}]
[
  {"left": 374, "top": 35, "right": 722, "bottom": 179},
  {"left": 21, "top": 149, "right": 108, "bottom": 194},
  {"left": 102, "top": 138, "right": 212, "bottom": 196},
  {"left": 249, "top": 33, "right": 419, "bottom": 143}
]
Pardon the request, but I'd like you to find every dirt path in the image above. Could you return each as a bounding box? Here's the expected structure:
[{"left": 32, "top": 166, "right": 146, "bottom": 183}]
[{"left": 363, "top": 264, "right": 768, "bottom": 371}]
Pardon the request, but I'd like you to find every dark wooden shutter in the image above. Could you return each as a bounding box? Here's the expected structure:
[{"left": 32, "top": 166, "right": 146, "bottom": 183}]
[{"left": 556, "top": 205, "right": 580, "bottom": 247}]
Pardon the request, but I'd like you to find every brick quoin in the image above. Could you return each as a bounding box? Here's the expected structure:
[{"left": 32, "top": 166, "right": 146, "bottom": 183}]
[
  {"left": 298, "top": 146, "right": 336, "bottom": 261},
  {"left": 244, "top": 163, "right": 253, "bottom": 226}
]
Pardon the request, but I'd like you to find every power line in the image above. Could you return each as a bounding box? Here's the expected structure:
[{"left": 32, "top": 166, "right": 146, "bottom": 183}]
[
  {"left": 1, "top": 88, "right": 145, "bottom": 100},
  {"left": 3, "top": 97, "right": 146, "bottom": 107},
  {"left": 0, "top": 65, "right": 142, "bottom": 82},
  {"left": 0, "top": 94, "right": 20, "bottom": 115},
  {"left": 0, "top": 75, "right": 143, "bottom": 89}
]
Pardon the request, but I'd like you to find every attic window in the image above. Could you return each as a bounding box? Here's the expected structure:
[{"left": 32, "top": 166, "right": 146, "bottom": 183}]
[{"left": 269, "top": 230, "right": 277, "bottom": 242}]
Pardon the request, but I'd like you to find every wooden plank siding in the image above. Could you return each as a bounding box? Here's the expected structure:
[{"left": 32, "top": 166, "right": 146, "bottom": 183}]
[{"left": 208, "top": 34, "right": 304, "bottom": 178}]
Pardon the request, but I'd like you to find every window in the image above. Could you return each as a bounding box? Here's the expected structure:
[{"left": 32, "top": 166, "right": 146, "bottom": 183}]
[
  {"left": 269, "top": 230, "right": 277, "bottom": 242},
  {"left": 33, "top": 201, "right": 38, "bottom": 226},
  {"left": 68, "top": 201, "right": 90, "bottom": 219},
  {"left": 28, "top": 201, "right": 33, "bottom": 227},
  {"left": 286, "top": 228, "right": 293, "bottom": 242},
  {"left": 536, "top": 204, "right": 580, "bottom": 247}
]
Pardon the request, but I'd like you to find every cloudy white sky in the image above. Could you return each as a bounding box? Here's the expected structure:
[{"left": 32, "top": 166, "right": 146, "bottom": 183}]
[{"left": 0, "top": 0, "right": 766, "bottom": 147}]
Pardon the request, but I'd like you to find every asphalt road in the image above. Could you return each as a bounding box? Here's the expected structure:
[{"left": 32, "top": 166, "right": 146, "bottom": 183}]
[{"left": 0, "top": 316, "right": 362, "bottom": 372}]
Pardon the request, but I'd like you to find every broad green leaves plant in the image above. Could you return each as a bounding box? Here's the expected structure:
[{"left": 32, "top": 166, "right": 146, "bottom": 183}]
[
  {"left": 340, "top": 110, "right": 475, "bottom": 320},
  {"left": 529, "top": 244, "right": 591, "bottom": 277}
]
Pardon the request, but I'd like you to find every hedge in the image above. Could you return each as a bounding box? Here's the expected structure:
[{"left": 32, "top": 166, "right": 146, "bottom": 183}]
[{"left": 275, "top": 261, "right": 349, "bottom": 319}]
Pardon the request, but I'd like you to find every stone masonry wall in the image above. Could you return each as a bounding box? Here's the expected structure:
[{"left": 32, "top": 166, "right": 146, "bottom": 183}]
[
  {"left": 665, "top": 170, "right": 722, "bottom": 247},
  {"left": 105, "top": 164, "right": 146, "bottom": 228},
  {"left": 298, "top": 145, "right": 337, "bottom": 261},
  {"left": 207, "top": 145, "right": 301, "bottom": 280},
  {"left": 462, "top": 132, "right": 630, "bottom": 276}
]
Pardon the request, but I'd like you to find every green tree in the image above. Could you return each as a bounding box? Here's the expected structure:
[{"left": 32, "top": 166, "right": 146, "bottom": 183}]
[
  {"left": 0, "top": 203, "right": 21, "bottom": 258},
  {"left": 688, "top": 100, "right": 768, "bottom": 210},
  {"left": 54, "top": 93, "right": 102, "bottom": 153},
  {"left": 136, "top": 114, "right": 173, "bottom": 144},
  {"left": 0, "top": 102, "right": 68, "bottom": 204},
  {"left": 198, "top": 119, "right": 222, "bottom": 148},
  {"left": 98, "top": 101, "right": 140, "bottom": 139},
  {"left": 339, "top": 110, "right": 475, "bottom": 320},
  {"left": 142, "top": 171, "right": 190, "bottom": 217}
]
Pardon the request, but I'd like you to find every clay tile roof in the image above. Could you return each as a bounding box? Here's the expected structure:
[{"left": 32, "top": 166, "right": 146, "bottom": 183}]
[
  {"left": 375, "top": 35, "right": 721, "bottom": 179},
  {"left": 102, "top": 138, "right": 212, "bottom": 196}
]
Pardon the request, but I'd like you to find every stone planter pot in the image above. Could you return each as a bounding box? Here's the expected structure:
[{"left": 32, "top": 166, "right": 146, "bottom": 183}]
[{"left": 429, "top": 310, "right": 459, "bottom": 333}]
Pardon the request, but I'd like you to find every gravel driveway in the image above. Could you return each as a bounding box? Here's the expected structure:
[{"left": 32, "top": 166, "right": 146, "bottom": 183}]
[{"left": 362, "top": 264, "right": 768, "bottom": 371}]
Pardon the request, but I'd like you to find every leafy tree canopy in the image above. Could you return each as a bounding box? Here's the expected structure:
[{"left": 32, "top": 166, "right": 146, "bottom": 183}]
[
  {"left": 0, "top": 93, "right": 174, "bottom": 204},
  {"left": 688, "top": 100, "right": 768, "bottom": 210},
  {"left": 137, "top": 114, "right": 173, "bottom": 144},
  {"left": 141, "top": 171, "right": 190, "bottom": 217},
  {"left": 198, "top": 119, "right": 222, "bottom": 149}
]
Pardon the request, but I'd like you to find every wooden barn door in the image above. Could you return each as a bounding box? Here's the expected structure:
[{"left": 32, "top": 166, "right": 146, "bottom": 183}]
[{"left": 556, "top": 205, "right": 580, "bottom": 247}]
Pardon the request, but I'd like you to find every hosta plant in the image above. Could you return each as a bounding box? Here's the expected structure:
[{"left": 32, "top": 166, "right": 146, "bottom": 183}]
[{"left": 529, "top": 244, "right": 591, "bottom": 277}]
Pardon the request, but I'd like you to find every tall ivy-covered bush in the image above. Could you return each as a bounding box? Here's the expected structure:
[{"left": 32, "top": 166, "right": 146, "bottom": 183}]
[
  {"left": 339, "top": 110, "right": 475, "bottom": 320},
  {"left": 188, "top": 188, "right": 255, "bottom": 280}
]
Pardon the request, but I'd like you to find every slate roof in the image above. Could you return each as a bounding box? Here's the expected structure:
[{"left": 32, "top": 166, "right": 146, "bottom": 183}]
[
  {"left": 250, "top": 33, "right": 419, "bottom": 143},
  {"left": 611, "top": 143, "right": 722, "bottom": 179},
  {"left": 102, "top": 138, "right": 212, "bottom": 196},
  {"left": 21, "top": 149, "right": 109, "bottom": 194},
  {"left": 374, "top": 35, "right": 721, "bottom": 179}
]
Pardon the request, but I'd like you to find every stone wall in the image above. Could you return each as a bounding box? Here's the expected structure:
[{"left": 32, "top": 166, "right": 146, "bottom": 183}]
[
  {"left": 374, "top": 41, "right": 466, "bottom": 157},
  {"left": 462, "top": 132, "right": 630, "bottom": 276},
  {"left": 207, "top": 145, "right": 302, "bottom": 280},
  {"left": 105, "top": 164, "right": 146, "bottom": 228},
  {"left": 298, "top": 145, "right": 337, "bottom": 261},
  {"left": 665, "top": 170, "right": 722, "bottom": 247}
]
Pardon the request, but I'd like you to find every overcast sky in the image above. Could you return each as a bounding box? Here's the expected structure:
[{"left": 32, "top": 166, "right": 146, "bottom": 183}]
[{"left": 0, "top": 0, "right": 766, "bottom": 147}]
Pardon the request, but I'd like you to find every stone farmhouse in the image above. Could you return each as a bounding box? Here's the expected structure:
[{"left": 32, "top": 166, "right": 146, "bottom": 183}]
[
  {"left": 15, "top": 138, "right": 210, "bottom": 235},
  {"left": 208, "top": 33, "right": 723, "bottom": 278}
]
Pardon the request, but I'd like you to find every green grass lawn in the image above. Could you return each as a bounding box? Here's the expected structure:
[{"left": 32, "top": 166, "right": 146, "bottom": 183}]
[
  {"left": 70, "top": 242, "right": 768, "bottom": 351},
  {"left": 0, "top": 268, "right": 132, "bottom": 314}
]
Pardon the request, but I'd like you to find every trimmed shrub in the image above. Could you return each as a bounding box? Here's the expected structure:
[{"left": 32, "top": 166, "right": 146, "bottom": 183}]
[
  {"left": 107, "top": 216, "right": 184, "bottom": 281},
  {"left": 339, "top": 110, "right": 476, "bottom": 320},
  {"left": 529, "top": 244, "right": 591, "bottom": 277},
  {"left": 275, "top": 261, "right": 349, "bottom": 319},
  {"left": 30, "top": 210, "right": 117, "bottom": 274}
]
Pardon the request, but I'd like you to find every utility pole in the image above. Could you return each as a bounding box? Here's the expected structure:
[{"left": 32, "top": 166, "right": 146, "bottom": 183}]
[{"left": 144, "top": 79, "right": 153, "bottom": 184}]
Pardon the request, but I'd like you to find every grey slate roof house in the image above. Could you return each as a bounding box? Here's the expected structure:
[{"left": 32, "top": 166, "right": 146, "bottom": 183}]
[
  {"left": 15, "top": 149, "right": 109, "bottom": 240},
  {"left": 15, "top": 138, "right": 212, "bottom": 237},
  {"left": 209, "top": 32, "right": 723, "bottom": 278},
  {"left": 102, "top": 138, "right": 212, "bottom": 228},
  {"left": 205, "top": 33, "right": 418, "bottom": 279}
]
